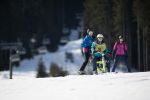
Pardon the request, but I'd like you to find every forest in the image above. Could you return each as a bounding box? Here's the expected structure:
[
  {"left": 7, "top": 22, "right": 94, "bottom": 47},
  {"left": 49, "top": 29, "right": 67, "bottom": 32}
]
[
  {"left": 83, "top": 0, "right": 150, "bottom": 71},
  {"left": 0, "top": 0, "right": 150, "bottom": 71}
]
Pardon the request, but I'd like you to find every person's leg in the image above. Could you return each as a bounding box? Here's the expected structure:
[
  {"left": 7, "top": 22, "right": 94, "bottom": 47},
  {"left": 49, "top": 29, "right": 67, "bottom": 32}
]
[
  {"left": 92, "top": 53, "right": 102, "bottom": 73},
  {"left": 106, "top": 61, "right": 110, "bottom": 72},
  {"left": 112, "top": 56, "right": 119, "bottom": 72},
  {"left": 92, "top": 56, "right": 98, "bottom": 71},
  {"left": 123, "top": 56, "right": 131, "bottom": 72},
  {"left": 105, "top": 55, "right": 110, "bottom": 72},
  {"left": 92, "top": 57, "right": 99, "bottom": 74},
  {"left": 80, "top": 52, "right": 90, "bottom": 71}
]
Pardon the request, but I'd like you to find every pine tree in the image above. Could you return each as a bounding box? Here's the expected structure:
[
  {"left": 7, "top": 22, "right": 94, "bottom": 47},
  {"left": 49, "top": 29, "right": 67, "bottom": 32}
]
[
  {"left": 49, "top": 62, "right": 68, "bottom": 77},
  {"left": 36, "top": 58, "right": 48, "bottom": 78}
]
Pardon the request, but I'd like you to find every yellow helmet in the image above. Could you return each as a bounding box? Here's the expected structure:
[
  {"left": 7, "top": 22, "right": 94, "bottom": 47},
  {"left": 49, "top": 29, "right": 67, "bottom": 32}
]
[{"left": 97, "top": 34, "right": 104, "bottom": 38}]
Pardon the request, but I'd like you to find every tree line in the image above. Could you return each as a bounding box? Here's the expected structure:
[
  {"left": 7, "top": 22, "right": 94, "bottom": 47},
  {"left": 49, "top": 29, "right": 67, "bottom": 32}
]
[
  {"left": 83, "top": 0, "right": 150, "bottom": 71},
  {"left": 0, "top": 0, "right": 63, "bottom": 51}
]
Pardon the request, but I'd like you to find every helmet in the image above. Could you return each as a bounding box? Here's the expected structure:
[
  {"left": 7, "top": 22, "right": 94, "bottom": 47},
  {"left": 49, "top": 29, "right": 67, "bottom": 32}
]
[
  {"left": 88, "top": 31, "right": 93, "bottom": 35},
  {"left": 97, "top": 34, "right": 104, "bottom": 38}
]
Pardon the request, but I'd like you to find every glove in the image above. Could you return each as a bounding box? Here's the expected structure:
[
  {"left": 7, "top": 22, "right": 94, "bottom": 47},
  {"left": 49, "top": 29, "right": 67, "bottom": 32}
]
[
  {"left": 106, "top": 53, "right": 113, "bottom": 60},
  {"left": 82, "top": 48, "right": 88, "bottom": 53},
  {"left": 94, "top": 52, "right": 102, "bottom": 58}
]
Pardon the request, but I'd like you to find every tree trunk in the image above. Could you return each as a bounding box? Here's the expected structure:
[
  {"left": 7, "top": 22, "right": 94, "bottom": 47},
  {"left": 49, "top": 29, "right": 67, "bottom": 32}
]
[
  {"left": 137, "top": 16, "right": 141, "bottom": 71},
  {"left": 126, "top": 0, "right": 132, "bottom": 69},
  {"left": 146, "top": 39, "right": 148, "bottom": 71},
  {"left": 143, "top": 27, "right": 146, "bottom": 71}
]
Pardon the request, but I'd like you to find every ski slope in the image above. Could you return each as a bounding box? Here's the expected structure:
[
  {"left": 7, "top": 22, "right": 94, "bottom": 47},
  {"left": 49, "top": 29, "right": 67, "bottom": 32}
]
[
  {"left": 0, "top": 72, "right": 150, "bottom": 100},
  {"left": 0, "top": 39, "right": 150, "bottom": 100}
]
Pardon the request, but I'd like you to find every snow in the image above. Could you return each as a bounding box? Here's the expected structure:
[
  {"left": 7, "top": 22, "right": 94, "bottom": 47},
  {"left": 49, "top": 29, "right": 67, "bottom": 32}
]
[
  {"left": 0, "top": 39, "right": 150, "bottom": 100},
  {"left": 0, "top": 72, "right": 150, "bottom": 100},
  {"left": 1, "top": 39, "right": 83, "bottom": 79}
]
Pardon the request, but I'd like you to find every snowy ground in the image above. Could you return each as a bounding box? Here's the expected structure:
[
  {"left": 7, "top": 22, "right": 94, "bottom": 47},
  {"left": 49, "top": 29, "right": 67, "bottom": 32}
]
[
  {"left": 0, "top": 72, "right": 150, "bottom": 100},
  {"left": 0, "top": 39, "right": 150, "bottom": 100}
]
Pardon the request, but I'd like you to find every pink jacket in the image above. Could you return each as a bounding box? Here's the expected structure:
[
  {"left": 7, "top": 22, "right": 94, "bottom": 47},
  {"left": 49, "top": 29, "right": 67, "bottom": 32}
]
[{"left": 113, "top": 42, "right": 127, "bottom": 55}]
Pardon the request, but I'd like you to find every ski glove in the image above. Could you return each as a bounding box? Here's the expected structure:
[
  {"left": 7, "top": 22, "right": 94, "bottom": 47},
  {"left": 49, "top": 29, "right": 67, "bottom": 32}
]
[{"left": 94, "top": 52, "right": 102, "bottom": 58}]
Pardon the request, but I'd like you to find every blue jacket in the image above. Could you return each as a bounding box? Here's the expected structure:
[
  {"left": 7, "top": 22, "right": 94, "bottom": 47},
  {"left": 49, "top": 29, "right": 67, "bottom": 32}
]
[{"left": 81, "top": 35, "right": 95, "bottom": 48}]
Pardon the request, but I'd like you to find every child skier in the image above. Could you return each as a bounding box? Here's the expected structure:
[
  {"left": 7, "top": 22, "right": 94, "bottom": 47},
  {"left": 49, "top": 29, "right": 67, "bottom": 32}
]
[{"left": 91, "top": 34, "right": 108, "bottom": 74}]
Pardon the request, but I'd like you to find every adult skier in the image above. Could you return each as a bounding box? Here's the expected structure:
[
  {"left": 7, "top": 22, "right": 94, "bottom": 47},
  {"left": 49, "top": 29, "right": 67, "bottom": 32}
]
[
  {"left": 79, "top": 30, "right": 96, "bottom": 74},
  {"left": 112, "top": 35, "right": 131, "bottom": 72}
]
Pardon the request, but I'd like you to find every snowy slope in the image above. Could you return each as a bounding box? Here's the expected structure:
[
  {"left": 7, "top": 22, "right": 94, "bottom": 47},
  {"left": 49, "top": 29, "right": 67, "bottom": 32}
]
[
  {"left": 0, "top": 39, "right": 150, "bottom": 100},
  {"left": 0, "top": 72, "right": 150, "bottom": 100},
  {"left": 0, "top": 39, "right": 84, "bottom": 79}
]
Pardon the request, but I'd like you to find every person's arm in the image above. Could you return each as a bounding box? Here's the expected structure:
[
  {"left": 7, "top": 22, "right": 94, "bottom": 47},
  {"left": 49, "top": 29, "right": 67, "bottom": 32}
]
[
  {"left": 125, "top": 43, "right": 128, "bottom": 51},
  {"left": 124, "top": 43, "right": 128, "bottom": 57},
  {"left": 113, "top": 42, "right": 117, "bottom": 51},
  {"left": 91, "top": 42, "right": 95, "bottom": 54},
  {"left": 81, "top": 36, "right": 88, "bottom": 48},
  {"left": 92, "top": 43, "right": 101, "bottom": 58},
  {"left": 81, "top": 36, "right": 89, "bottom": 53},
  {"left": 112, "top": 42, "right": 118, "bottom": 58}
]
